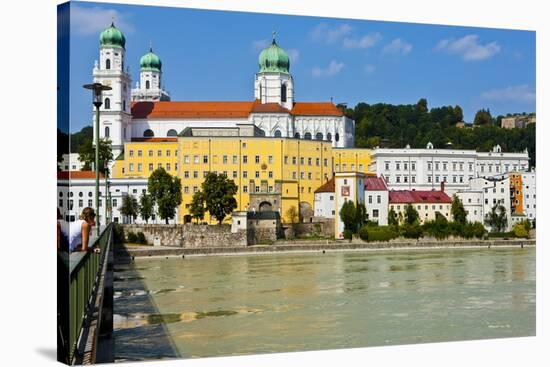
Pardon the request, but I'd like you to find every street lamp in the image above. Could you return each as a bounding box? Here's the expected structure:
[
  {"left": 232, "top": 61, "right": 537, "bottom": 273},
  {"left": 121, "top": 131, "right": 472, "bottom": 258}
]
[{"left": 83, "top": 82, "right": 112, "bottom": 236}]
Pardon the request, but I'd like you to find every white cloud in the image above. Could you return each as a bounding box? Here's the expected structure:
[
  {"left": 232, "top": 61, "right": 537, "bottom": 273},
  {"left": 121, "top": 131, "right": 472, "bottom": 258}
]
[
  {"left": 312, "top": 60, "right": 344, "bottom": 78},
  {"left": 382, "top": 38, "right": 412, "bottom": 55},
  {"left": 481, "top": 85, "right": 535, "bottom": 103},
  {"left": 343, "top": 33, "right": 382, "bottom": 49},
  {"left": 436, "top": 35, "right": 500, "bottom": 61},
  {"left": 287, "top": 49, "right": 300, "bottom": 64},
  {"left": 364, "top": 64, "right": 376, "bottom": 74},
  {"left": 71, "top": 5, "right": 134, "bottom": 35},
  {"left": 252, "top": 39, "right": 270, "bottom": 50},
  {"left": 311, "top": 23, "right": 352, "bottom": 43}
]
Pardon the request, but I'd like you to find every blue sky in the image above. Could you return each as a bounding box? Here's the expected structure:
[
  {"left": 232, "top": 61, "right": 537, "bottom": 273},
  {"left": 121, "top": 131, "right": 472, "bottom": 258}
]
[{"left": 66, "top": 1, "right": 535, "bottom": 132}]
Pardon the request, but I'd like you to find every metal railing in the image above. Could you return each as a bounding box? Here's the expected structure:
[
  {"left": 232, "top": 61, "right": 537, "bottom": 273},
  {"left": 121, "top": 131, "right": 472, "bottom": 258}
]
[{"left": 58, "top": 223, "right": 113, "bottom": 364}]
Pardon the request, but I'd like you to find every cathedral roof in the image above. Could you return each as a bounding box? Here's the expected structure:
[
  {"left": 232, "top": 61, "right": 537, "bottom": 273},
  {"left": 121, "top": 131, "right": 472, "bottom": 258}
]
[
  {"left": 131, "top": 101, "right": 344, "bottom": 119},
  {"left": 140, "top": 47, "right": 162, "bottom": 71},
  {"left": 258, "top": 37, "right": 290, "bottom": 74},
  {"left": 99, "top": 22, "right": 126, "bottom": 49}
]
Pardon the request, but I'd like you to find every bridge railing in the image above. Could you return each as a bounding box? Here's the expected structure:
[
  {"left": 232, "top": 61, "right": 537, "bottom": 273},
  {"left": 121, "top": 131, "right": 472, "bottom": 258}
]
[{"left": 58, "top": 223, "right": 113, "bottom": 365}]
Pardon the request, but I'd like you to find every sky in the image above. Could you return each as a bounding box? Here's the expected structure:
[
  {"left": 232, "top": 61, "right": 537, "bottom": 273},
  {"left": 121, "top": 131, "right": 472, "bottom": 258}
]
[{"left": 65, "top": 1, "right": 536, "bottom": 132}]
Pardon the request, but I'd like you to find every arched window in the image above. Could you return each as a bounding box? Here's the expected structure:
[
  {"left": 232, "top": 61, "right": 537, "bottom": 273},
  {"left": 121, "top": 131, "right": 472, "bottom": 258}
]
[
  {"left": 294, "top": 132, "right": 300, "bottom": 139},
  {"left": 143, "top": 129, "right": 154, "bottom": 137},
  {"left": 259, "top": 83, "right": 262, "bottom": 100},
  {"left": 145, "top": 80, "right": 150, "bottom": 89},
  {"left": 304, "top": 132, "right": 312, "bottom": 140},
  {"left": 274, "top": 130, "right": 282, "bottom": 137},
  {"left": 106, "top": 59, "right": 111, "bottom": 70},
  {"left": 167, "top": 129, "right": 178, "bottom": 137},
  {"left": 281, "top": 84, "right": 287, "bottom": 102},
  {"left": 104, "top": 98, "right": 110, "bottom": 109},
  {"left": 335, "top": 133, "right": 340, "bottom": 142},
  {"left": 258, "top": 129, "right": 266, "bottom": 137},
  {"left": 105, "top": 126, "right": 110, "bottom": 138},
  {"left": 327, "top": 132, "right": 332, "bottom": 141},
  {"left": 315, "top": 132, "right": 323, "bottom": 140}
]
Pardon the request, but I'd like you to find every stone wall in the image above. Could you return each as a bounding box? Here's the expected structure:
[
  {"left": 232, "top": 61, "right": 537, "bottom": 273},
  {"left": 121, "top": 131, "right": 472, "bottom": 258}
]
[
  {"left": 284, "top": 219, "right": 334, "bottom": 239},
  {"left": 124, "top": 224, "right": 247, "bottom": 248}
]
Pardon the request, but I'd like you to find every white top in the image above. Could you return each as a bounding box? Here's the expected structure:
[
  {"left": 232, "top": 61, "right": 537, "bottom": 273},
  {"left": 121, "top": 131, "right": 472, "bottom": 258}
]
[{"left": 61, "top": 219, "right": 87, "bottom": 253}]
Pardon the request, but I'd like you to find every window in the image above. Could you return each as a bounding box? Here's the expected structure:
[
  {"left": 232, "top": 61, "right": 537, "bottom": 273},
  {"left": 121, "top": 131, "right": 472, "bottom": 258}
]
[
  {"left": 385, "top": 162, "right": 390, "bottom": 171},
  {"left": 129, "top": 150, "right": 134, "bottom": 157},
  {"left": 335, "top": 133, "right": 340, "bottom": 142},
  {"left": 308, "top": 158, "right": 312, "bottom": 166},
  {"left": 243, "top": 156, "right": 248, "bottom": 164},
  {"left": 428, "top": 162, "right": 432, "bottom": 171},
  {"left": 88, "top": 199, "right": 92, "bottom": 207},
  {"left": 268, "top": 155, "right": 273, "bottom": 164},
  {"left": 368, "top": 196, "right": 372, "bottom": 204},
  {"left": 149, "top": 150, "right": 153, "bottom": 157},
  {"left": 106, "top": 59, "right": 111, "bottom": 69},
  {"left": 184, "top": 187, "right": 189, "bottom": 194},
  {"left": 316, "top": 132, "right": 323, "bottom": 140},
  {"left": 104, "top": 98, "right": 110, "bottom": 109},
  {"left": 145, "top": 80, "right": 150, "bottom": 89},
  {"left": 243, "top": 171, "right": 248, "bottom": 178},
  {"left": 324, "top": 159, "right": 328, "bottom": 167},
  {"left": 112, "top": 199, "right": 117, "bottom": 207},
  {"left": 193, "top": 171, "right": 198, "bottom": 178},
  {"left": 281, "top": 84, "right": 287, "bottom": 102},
  {"left": 166, "top": 150, "right": 171, "bottom": 157},
  {"left": 269, "top": 171, "right": 273, "bottom": 178},
  {"left": 184, "top": 171, "right": 189, "bottom": 178},
  {"left": 294, "top": 132, "right": 300, "bottom": 139},
  {"left": 396, "top": 163, "right": 400, "bottom": 170},
  {"left": 274, "top": 130, "right": 282, "bottom": 138},
  {"left": 396, "top": 176, "right": 401, "bottom": 183},
  {"left": 129, "top": 163, "right": 134, "bottom": 171},
  {"left": 149, "top": 163, "right": 153, "bottom": 171},
  {"left": 223, "top": 155, "right": 228, "bottom": 164},
  {"left": 412, "top": 176, "right": 416, "bottom": 183},
  {"left": 255, "top": 155, "right": 260, "bottom": 164},
  {"left": 292, "top": 157, "right": 297, "bottom": 165},
  {"left": 373, "top": 209, "right": 379, "bottom": 218},
  {"left": 412, "top": 162, "right": 416, "bottom": 171},
  {"left": 138, "top": 163, "right": 142, "bottom": 172},
  {"left": 255, "top": 171, "right": 260, "bottom": 178},
  {"left": 327, "top": 133, "right": 332, "bottom": 141},
  {"left": 243, "top": 186, "right": 248, "bottom": 193},
  {"left": 304, "top": 132, "right": 312, "bottom": 140},
  {"left": 105, "top": 126, "right": 110, "bottom": 138},
  {"left": 404, "top": 163, "right": 408, "bottom": 171},
  {"left": 167, "top": 129, "right": 178, "bottom": 137},
  {"left": 233, "top": 171, "right": 237, "bottom": 178},
  {"left": 143, "top": 129, "right": 154, "bottom": 137}
]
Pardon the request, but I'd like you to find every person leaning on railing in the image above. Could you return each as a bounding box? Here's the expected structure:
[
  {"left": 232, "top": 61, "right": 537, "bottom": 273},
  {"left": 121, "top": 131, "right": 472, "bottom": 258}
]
[{"left": 60, "top": 207, "right": 101, "bottom": 253}]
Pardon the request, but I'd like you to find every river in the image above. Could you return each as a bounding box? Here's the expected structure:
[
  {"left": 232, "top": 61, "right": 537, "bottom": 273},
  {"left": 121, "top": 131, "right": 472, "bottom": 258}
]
[{"left": 113, "top": 247, "right": 535, "bottom": 362}]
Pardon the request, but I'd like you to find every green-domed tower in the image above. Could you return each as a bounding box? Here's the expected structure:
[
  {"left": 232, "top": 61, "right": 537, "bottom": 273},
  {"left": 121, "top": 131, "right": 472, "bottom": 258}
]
[
  {"left": 99, "top": 22, "right": 126, "bottom": 49},
  {"left": 140, "top": 47, "right": 162, "bottom": 72},
  {"left": 134, "top": 46, "right": 170, "bottom": 101},
  {"left": 255, "top": 33, "right": 294, "bottom": 109}
]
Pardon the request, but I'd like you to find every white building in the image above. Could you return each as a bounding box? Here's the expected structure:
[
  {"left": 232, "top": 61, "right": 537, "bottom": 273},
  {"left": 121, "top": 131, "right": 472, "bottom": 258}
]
[
  {"left": 58, "top": 153, "right": 84, "bottom": 171},
  {"left": 93, "top": 24, "right": 355, "bottom": 162},
  {"left": 456, "top": 176, "right": 512, "bottom": 231},
  {"left": 314, "top": 178, "right": 336, "bottom": 218},
  {"left": 334, "top": 172, "right": 365, "bottom": 239},
  {"left": 57, "top": 171, "right": 176, "bottom": 224},
  {"left": 371, "top": 143, "right": 529, "bottom": 195},
  {"left": 364, "top": 175, "right": 389, "bottom": 225},
  {"left": 521, "top": 170, "right": 536, "bottom": 222}
]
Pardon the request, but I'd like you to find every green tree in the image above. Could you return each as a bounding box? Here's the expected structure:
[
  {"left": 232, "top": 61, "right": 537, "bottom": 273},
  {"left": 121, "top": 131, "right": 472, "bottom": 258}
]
[
  {"left": 200, "top": 172, "right": 238, "bottom": 224},
  {"left": 404, "top": 204, "right": 419, "bottom": 225},
  {"left": 416, "top": 98, "right": 428, "bottom": 113},
  {"left": 451, "top": 195, "right": 467, "bottom": 224},
  {"left": 77, "top": 138, "right": 114, "bottom": 174},
  {"left": 286, "top": 205, "right": 299, "bottom": 224},
  {"left": 148, "top": 167, "right": 183, "bottom": 224},
  {"left": 355, "top": 202, "right": 368, "bottom": 231},
  {"left": 139, "top": 192, "right": 154, "bottom": 224},
  {"left": 484, "top": 204, "right": 508, "bottom": 233},
  {"left": 388, "top": 207, "right": 398, "bottom": 226},
  {"left": 120, "top": 194, "right": 138, "bottom": 223},
  {"left": 339, "top": 201, "right": 357, "bottom": 233},
  {"left": 189, "top": 191, "right": 206, "bottom": 223},
  {"left": 474, "top": 108, "right": 493, "bottom": 126}
]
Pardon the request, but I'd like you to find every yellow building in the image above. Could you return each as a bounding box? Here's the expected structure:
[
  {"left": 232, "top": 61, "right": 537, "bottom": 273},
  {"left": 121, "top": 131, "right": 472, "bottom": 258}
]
[
  {"left": 112, "top": 137, "right": 179, "bottom": 178},
  {"left": 332, "top": 148, "right": 373, "bottom": 175}
]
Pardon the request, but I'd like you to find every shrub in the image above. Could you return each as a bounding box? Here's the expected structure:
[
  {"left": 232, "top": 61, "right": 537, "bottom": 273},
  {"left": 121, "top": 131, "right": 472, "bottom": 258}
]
[
  {"left": 343, "top": 229, "right": 354, "bottom": 241},
  {"left": 358, "top": 226, "right": 369, "bottom": 241},
  {"left": 513, "top": 223, "right": 529, "bottom": 238},
  {"left": 113, "top": 223, "right": 126, "bottom": 244},
  {"left": 126, "top": 232, "right": 138, "bottom": 243},
  {"left": 364, "top": 226, "right": 399, "bottom": 242},
  {"left": 402, "top": 223, "right": 423, "bottom": 239},
  {"left": 488, "top": 231, "right": 516, "bottom": 238},
  {"left": 136, "top": 232, "right": 147, "bottom": 244},
  {"left": 471, "top": 222, "right": 487, "bottom": 239}
]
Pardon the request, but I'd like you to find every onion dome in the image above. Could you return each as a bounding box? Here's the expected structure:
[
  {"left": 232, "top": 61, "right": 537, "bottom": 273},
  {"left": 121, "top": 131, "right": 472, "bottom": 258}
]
[
  {"left": 99, "top": 22, "right": 126, "bottom": 49},
  {"left": 258, "top": 36, "right": 290, "bottom": 74},
  {"left": 140, "top": 47, "right": 162, "bottom": 72}
]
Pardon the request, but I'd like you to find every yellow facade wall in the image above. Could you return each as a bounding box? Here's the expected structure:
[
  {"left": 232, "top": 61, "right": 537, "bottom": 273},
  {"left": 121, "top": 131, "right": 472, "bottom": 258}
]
[
  {"left": 112, "top": 141, "right": 179, "bottom": 179},
  {"left": 332, "top": 148, "right": 373, "bottom": 175}
]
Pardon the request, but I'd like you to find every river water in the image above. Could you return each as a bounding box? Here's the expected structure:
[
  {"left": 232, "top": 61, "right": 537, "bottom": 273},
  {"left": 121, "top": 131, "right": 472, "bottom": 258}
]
[{"left": 113, "top": 247, "right": 535, "bottom": 362}]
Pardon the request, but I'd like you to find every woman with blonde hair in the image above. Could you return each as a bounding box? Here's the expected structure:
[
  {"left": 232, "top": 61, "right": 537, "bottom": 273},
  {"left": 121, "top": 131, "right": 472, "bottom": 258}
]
[{"left": 61, "top": 207, "right": 99, "bottom": 253}]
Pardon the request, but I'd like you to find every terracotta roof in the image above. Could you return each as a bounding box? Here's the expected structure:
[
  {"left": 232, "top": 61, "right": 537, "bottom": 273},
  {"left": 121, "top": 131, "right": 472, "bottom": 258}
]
[
  {"left": 130, "top": 137, "right": 177, "bottom": 142},
  {"left": 314, "top": 177, "right": 335, "bottom": 193},
  {"left": 57, "top": 171, "right": 105, "bottom": 180},
  {"left": 131, "top": 100, "right": 344, "bottom": 119},
  {"left": 365, "top": 176, "right": 388, "bottom": 191},
  {"left": 389, "top": 190, "right": 451, "bottom": 204}
]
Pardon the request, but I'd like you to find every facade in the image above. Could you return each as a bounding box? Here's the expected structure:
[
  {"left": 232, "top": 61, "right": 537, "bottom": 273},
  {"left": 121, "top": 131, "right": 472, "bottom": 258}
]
[
  {"left": 364, "top": 175, "right": 389, "bottom": 225},
  {"left": 521, "top": 170, "right": 536, "bottom": 222},
  {"left": 57, "top": 171, "right": 175, "bottom": 224},
  {"left": 491, "top": 170, "right": 536, "bottom": 223},
  {"left": 314, "top": 178, "right": 336, "bottom": 218},
  {"left": 389, "top": 186, "right": 452, "bottom": 224},
  {"left": 334, "top": 172, "right": 365, "bottom": 239},
  {"left": 333, "top": 148, "right": 373, "bottom": 175},
  {"left": 93, "top": 23, "right": 355, "bottom": 161},
  {"left": 371, "top": 143, "right": 529, "bottom": 195},
  {"left": 58, "top": 153, "right": 84, "bottom": 171},
  {"left": 501, "top": 115, "right": 536, "bottom": 129}
]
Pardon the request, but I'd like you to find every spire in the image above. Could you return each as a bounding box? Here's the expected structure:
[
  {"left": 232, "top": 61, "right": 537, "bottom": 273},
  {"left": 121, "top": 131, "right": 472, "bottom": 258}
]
[
  {"left": 272, "top": 30, "right": 277, "bottom": 45},
  {"left": 149, "top": 40, "right": 153, "bottom": 53}
]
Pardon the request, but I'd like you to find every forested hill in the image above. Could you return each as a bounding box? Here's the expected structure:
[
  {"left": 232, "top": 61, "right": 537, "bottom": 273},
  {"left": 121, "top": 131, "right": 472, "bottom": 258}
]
[
  {"left": 340, "top": 99, "right": 536, "bottom": 167},
  {"left": 57, "top": 126, "right": 93, "bottom": 161}
]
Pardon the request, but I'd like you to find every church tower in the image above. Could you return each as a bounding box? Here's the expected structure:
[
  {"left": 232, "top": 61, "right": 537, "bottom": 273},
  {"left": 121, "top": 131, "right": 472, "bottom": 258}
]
[
  {"left": 92, "top": 22, "right": 132, "bottom": 159},
  {"left": 254, "top": 34, "right": 294, "bottom": 110},
  {"left": 131, "top": 46, "right": 170, "bottom": 102}
]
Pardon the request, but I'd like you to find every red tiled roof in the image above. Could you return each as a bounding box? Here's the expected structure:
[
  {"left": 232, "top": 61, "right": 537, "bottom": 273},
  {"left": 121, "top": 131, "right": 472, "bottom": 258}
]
[
  {"left": 131, "top": 100, "right": 344, "bottom": 119},
  {"left": 57, "top": 171, "right": 105, "bottom": 180},
  {"left": 365, "top": 176, "right": 388, "bottom": 191},
  {"left": 131, "top": 137, "right": 178, "bottom": 142},
  {"left": 389, "top": 190, "right": 451, "bottom": 204},
  {"left": 314, "top": 177, "right": 335, "bottom": 193}
]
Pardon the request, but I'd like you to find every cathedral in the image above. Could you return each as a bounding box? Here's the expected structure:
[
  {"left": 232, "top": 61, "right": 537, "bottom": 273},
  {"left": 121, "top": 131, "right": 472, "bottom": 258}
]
[{"left": 92, "top": 23, "right": 356, "bottom": 158}]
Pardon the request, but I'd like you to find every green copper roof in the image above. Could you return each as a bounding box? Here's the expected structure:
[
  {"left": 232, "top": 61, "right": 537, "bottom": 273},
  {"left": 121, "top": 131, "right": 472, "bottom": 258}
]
[
  {"left": 258, "top": 37, "right": 290, "bottom": 74},
  {"left": 140, "top": 48, "right": 162, "bottom": 71},
  {"left": 99, "top": 22, "right": 126, "bottom": 49}
]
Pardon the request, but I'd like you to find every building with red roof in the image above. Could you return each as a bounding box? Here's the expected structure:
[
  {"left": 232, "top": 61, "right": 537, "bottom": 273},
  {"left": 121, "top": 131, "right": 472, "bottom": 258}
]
[{"left": 389, "top": 188, "right": 452, "bottom": 223}]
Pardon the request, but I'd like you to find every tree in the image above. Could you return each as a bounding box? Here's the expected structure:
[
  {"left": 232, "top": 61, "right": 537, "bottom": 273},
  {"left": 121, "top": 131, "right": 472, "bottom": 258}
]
[
  {"left": 189, "top": 191, "right": 206, "bottom": 223},
  {"left": 148, "top": 167, "right": 182, "bottom": 224},
  {"left": 339, "top": 201, "right": 357, "bottom": 234},
  {"left": 286, "top": 205, "right": 299, "bottom": 225},
  {"left": 77, "top": 138, "right": 114, "bottom": 174},
  {"left": 120, "top": 194, "right": 138, "bottom": 223},
  {"left": 416, "top": 98, "right": 428, "bottom": 113},
  {"left": 199, "top": 172, "right": 238, "bottom": 224},
  {"left": 404, "top": 204, "right": 419, "bottom": 225},
  {"left": 474, "top": 108, "right": 493, "bottom": 126},
  {"left": 451, "top": 195, "right": 467, "bottom": 224},
  {"left": 388, "top": 207, "right": 398, "bottom": 226},
  {"left": 139, "top": 192, "right": 154, "bottom": 224},
  {"left": 355, "top": 203, "right": 368, "bottom": 230},
  {"left": 484, "top": 204, "right": 508, "bottom": 233}
]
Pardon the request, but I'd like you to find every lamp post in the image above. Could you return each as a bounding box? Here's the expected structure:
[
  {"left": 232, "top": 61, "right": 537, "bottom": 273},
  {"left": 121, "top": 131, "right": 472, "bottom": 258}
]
[{"left": 83, "top": 82, "right": 112, "bottom": 236}]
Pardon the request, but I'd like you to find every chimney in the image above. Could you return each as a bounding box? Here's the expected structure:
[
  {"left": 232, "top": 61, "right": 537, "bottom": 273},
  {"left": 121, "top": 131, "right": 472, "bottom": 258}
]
[{"left": 440, "top": 181, "right": 445, "bottom": 192}]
